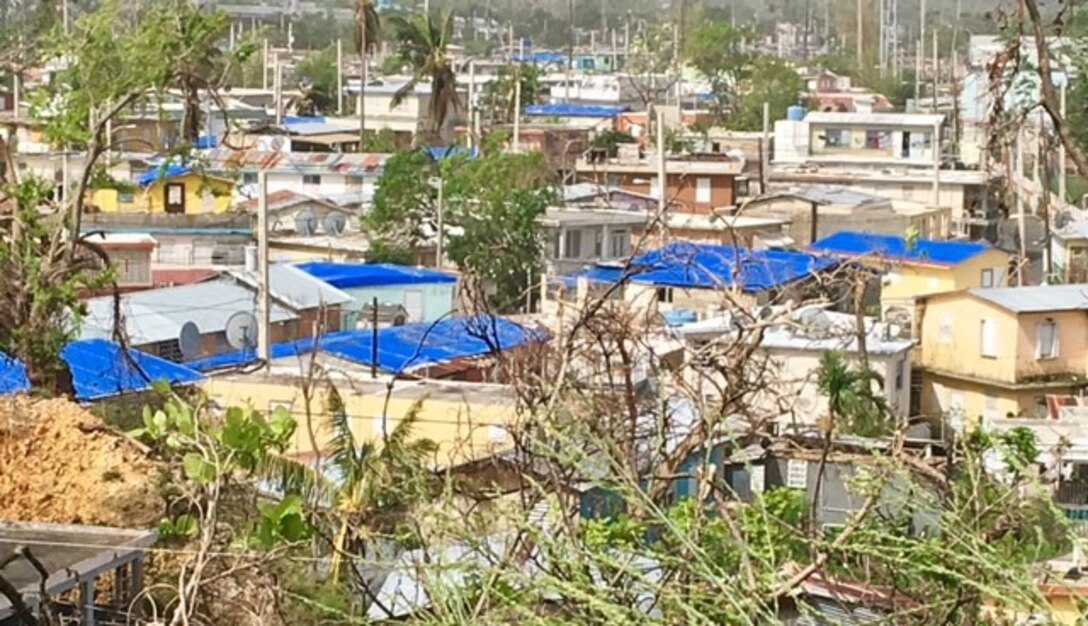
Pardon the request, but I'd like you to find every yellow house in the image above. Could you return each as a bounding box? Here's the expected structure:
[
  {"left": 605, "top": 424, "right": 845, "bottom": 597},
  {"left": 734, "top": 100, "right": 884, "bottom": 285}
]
[
  {"left": 808, "top": 231, "right": 1011, "bottom": 325},
  {"left": 201, "top": 354, "right": 518, "bottom": 468},
  {"left": 917, "top": 285, "right": 1088, "bottom": 426},
  {"left": 91, "top": 165, "right": 234, "bottom": 214}
]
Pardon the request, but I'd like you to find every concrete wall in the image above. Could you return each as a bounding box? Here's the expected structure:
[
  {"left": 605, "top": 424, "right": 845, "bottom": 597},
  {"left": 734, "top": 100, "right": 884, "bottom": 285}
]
[{"left": 340, "top": 282, "right": 456, "bottom": 326}]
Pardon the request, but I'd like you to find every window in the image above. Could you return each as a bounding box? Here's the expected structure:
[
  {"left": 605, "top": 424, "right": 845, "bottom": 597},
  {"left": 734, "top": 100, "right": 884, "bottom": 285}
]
[
  {"left": 980, "top": 318, "right": 998, "bottom": 358},
  {"left": 1037, "top": 321, "right": 1058, "bottom": 359},
  {"left": 938, "top": 314, "right": 953, "bottom": 344},
  {"left": 786, "top": 459, "right": 808, "bottom": 489},
  {"left": 656, "top": 287, "right": 674, "bottom": 303},
  {"left": 242, "top": 172, "right": 258, "bottom": 185},
  {"left": 695, "top": 177, "right": 712, "bottom": 203},
  {"left": 302, "top": 174, "right": 321, "bottom": 185},
  {"left": 981, "top": 268, "right": 995, "bottom": 288},
  {"left": 749, "top": 465, "right": 765, "bottom": 494},
  {"left": 551, "top": 232, "right": 561, "bottom": 258},
  {"left": 865, "top": 129, "right": 890, "bottom": 149},
  {"left": 564, "top": 230, "right": 582, "bottom": 259},
  {"left": 823, "top": 128, "right": 848, "bottom": 147},
  {"left": 895, "top": 360, "right": 905, "bottom": 391},
  {"left": 594, "top": 230, "right": 603, "bottom": 257},
  {"left": 609, "top": 230, "right": 628, "bottom": 257},
  {"left": 734, "top": 176, "right": 750, "bottom": 198}
]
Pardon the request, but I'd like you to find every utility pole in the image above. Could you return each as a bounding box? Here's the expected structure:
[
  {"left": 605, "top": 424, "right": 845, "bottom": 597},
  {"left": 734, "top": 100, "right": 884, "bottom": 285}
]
[
  {"left": 273, "top": 54, "right": 283, "bottom": 124},
  {"left": 1061, "top": 78, "right": 1069, "bottom": 202},
  {"left": 856, "top": 0, "right": 864, "bottom": 62},
  {"left": 513, "top": 71, "right": 522, "bottom": 152},
  {"left": 567, "top": 0, "right": 575, "bottom": 103},
  {"left": 657, "top": 109, "right": 667, "bottom": 214},
  {"left": 262, "top": 39, "right": 269, "bottom": 91},
  {"left": 435, "top": 177, "right": 444, "bottom": 268},
  {"left": 918, "top": 0, "right": 926, "bottom": 105},
  {"left": 257, "top": 171, "right": 271, "bottom": 369},
  {"left": 336, "top": 39, "right": 343, "bottom": 115},
  {"left": 932, "top": 27, "right": 939, "bottom": 112},
  {"left": 762, "top": 101, "right": 771, "bottom": 194},
  {"left": 1016, "top": 128, "right": 1026, "bottom": 285},
  {"left": 932, "top": 120, "right": 941, "bottom": 206},
  {"left": 468, "top": 61, "right": 477, "bottom": 150}
]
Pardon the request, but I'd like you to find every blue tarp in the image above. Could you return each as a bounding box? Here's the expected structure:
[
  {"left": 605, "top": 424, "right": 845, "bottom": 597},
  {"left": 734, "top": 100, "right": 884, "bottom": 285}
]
[
  {"left": 296, "top": 262, "right": 457, "bottom": 289},
  {"left": 186, "top": 316, "right": 543, "bottom": 375},
  {"left": 809, "top": 231, "right": 991, "bottom": 266},
  {"left": 283, "top": 115, "right": 326, "bottom": 125},
  {"left": 0, "top": 352, "right": 29, "bottom": 395},
  {"left": 62, "top": 339, "right": 204, "bottom": 402},
  {"left": 193, "top": 135, "right": 218, "bottom": 150},
  {"left": 523, "top": 104, "right": 629, "bottom": 118},
  {"left": 136, "top": 163, "right": 191, "bottom": 187},
  {"left": 424, "top": 145, "right": 477, "bottom": 161},
  {"left": 511, "top": 51, "right": 566, "bottom": 66},
  {"left": 568, "top": 243, "right": 837, "bottom": 293}
]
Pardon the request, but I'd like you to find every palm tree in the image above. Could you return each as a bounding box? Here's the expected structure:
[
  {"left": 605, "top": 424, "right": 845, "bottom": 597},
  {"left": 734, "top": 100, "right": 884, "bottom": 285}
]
[
  {"left": 816, "top": 350, "right": 891, "bottom": 438},
  {"left": 388, "top": 12, "right": 460, "bottom": 140},
  {"left": 354, "top": 0, "right": 380, "bottom": 148},
  {"left": 271, "top": 388, "right": 437, "bottom": 581}
]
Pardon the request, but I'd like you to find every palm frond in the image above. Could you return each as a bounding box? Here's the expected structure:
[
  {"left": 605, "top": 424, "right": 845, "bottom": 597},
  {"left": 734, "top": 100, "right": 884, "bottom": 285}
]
[
  {"left": 391, "top": 76, "right": 419, "bottom": 109},
  {"left": 325, "top": 383, "right": 361, "bottom": 484}
]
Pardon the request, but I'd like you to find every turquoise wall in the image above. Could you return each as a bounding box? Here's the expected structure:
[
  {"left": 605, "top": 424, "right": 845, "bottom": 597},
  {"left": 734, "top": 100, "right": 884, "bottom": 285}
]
[{"left": 340, "top": 282, "right": 455, "bottom": 327}]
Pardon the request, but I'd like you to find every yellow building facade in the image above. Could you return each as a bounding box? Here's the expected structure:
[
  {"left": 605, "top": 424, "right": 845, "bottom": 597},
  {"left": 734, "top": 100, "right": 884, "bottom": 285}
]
[
  {"left": 878, "top": 247, "right": 1010, "bottom": 318},
  {"left": 917, "top": 287, "right": 1088, "bottom": 424},
  {"left": 201, "top": 360, "right": 518, "bottom": 468},
  {"left": 91, "top": 172, "right": 234, "bottom": 214}
]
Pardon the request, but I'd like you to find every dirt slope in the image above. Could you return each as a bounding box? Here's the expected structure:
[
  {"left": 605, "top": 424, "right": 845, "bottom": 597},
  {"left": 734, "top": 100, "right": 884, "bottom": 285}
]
[{"left": 0, "top": 397, "right": 162, "bottom": 527}]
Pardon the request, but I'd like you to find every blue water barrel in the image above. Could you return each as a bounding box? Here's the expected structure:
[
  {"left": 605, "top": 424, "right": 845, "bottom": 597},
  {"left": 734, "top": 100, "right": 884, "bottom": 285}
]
[{"left": 786, "top": 104, "right": 805, "bottom": 121}]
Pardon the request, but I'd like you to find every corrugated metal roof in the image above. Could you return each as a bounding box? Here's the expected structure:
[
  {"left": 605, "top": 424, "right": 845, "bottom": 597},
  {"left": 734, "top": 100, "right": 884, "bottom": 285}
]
[
  {"left": 809, "top": 231, "right": 991, "bottom": 266},
  {"left": 968, "top": 285, "right": 1088, "bottom": 313},
  {"left": 772, "top": 185, "right": 888, "bottom": 206},
  {"left": 226, "top": 264, "right": 354, "bottom": 310},
  {"left": 205, "top": 149, "right": 389, "bottom": 176},
  {"left": 80, "top": 280, "right": 297, "bottom": 345}
]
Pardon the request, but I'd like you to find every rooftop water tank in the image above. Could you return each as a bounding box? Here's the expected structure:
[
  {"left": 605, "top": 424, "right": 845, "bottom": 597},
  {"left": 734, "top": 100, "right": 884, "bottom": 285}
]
[{"left": 786, "top": 104, "right": 806, "bottom": 121}]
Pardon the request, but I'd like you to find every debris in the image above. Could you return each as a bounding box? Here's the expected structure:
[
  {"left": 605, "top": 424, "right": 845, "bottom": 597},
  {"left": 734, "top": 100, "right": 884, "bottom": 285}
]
[{"left": 0, "top": 397, "right": 161, "bottom": 527}]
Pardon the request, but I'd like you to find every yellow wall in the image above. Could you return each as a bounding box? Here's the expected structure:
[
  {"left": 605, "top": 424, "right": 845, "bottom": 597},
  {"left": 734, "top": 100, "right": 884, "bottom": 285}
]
[
  {"left": 91, "top": 173, "right": 234, "bottom": 214},
  {"left": 919, "top": 370, "right": 1058, "bottom": 424},
  {"left": 880, "top": 248, "right": 1010, "bottom": 310},
  {"left": 201, "top": 375, "right": 517, "bottom": 467},
  {"left": 920, "top": 292, "right": 1088, "bottom": 385}
]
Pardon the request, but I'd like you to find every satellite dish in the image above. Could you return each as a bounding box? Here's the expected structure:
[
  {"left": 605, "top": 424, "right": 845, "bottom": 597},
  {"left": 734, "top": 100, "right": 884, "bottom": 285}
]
[
  {"left": 224, "top": 311, "right": 259, "bottom": 350},
  {"left": 179, "top": 321, "right": 202, "bottom": 360},
  {"left": 323, "top": 211, "right": 348, "bottom": 235},
  {"left": 269, "top": 136, "right": 286, "bottom": 151},
  {"left": 295, "top": 209, "right": 317, "bottom": 236}
]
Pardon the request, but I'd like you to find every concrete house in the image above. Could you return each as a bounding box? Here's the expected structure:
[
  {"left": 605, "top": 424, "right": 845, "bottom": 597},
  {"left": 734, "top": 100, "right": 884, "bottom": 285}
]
[
  {"left": 917, "top": 285, "right": 1088, "bottom": 426},
  {"left": 575, "top": 150, "right": 749, "bottom": 214},
  {"left": 809, "top": 231, "right": 1011, "bottom": 328},
  {"left": 296, "top": 262, "right": 458, "bottom": 327},
  {"left": 678, "top": 308, "right": 913, "bottom": 426}
]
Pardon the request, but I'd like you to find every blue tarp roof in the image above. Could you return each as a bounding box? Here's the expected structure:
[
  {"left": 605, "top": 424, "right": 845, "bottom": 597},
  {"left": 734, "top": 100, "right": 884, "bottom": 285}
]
[
  {"left": 296, "top": 262, "right": 457, "bottom": 289},
  {"left": 136, "top": 163, "right": 191, "bottom": 187},
  {"left": 283, "top": 115, "right": 326, "bottom": 125},
  {"left": 186, "top": 316, "right": 543, "bottom": 375},
  {"left": 568, "top": 242, "right": 837, "bottom": 293},
  {"left": 62, "top": 339, "right": 204, "bottom": 402},
  {"left": 0, "top": 352, "right": 29, "bottom": 395},
  {"left": 511, "top": 51, "right": 566, "bottom": 65},
  {"left": 523, "top": 104, "right": 629, "bottom": 118},
  {"left": 808, "top": 231, "right": 991, "bottom": 266},
  {"left": 193, "top": 135, "right": 218, "bottom": 150},
  {"left": 424, "top": 145, "right": 477, "bottom": 161},
  {"left": 0, "top": 341, "right": 202, "bottom": 400}
]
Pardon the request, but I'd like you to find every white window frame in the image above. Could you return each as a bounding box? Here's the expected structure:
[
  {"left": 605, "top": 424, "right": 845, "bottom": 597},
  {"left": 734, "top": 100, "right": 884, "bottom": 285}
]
[
  {"left": 1036, "top": 321, "right": 1058, "bottom": 359},
  {"left": 981, "top": 268, "right": 995, "bottom": 288},
  {"left": 938, "top": 314, "right": 953, "bottom": 345},
  {"left": 980, "top": 318, "right": 998, "bottom": 358},
  {"left": 609, "top": 230, "right": 628, "bottom": 257},
  {"left": 695, "top": 177, "right": 712, "bottom": 203},
  {"left": 786, "top": 459, "right": 808, "bottom": 490},
  {"left": 564, "top": 229, "right": 583, "bottom": 259}
]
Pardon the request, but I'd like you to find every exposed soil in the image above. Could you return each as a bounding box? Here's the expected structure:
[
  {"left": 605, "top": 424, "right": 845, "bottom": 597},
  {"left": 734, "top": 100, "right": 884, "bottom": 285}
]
[{"left": 0, "top": 396, "right": 162, "bottom": 528}]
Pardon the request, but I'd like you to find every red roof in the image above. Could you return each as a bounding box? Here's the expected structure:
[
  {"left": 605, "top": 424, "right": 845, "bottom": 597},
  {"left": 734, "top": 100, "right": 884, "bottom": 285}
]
[{"left": 152, "top": 268, "right": 219, "bottom": 287}]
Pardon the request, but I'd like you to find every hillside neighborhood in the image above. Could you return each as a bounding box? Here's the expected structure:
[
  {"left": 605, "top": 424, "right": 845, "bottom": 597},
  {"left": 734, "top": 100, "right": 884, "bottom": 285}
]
[{"left": 2, "top": 0, "right": 1088, "bottom": 623}]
